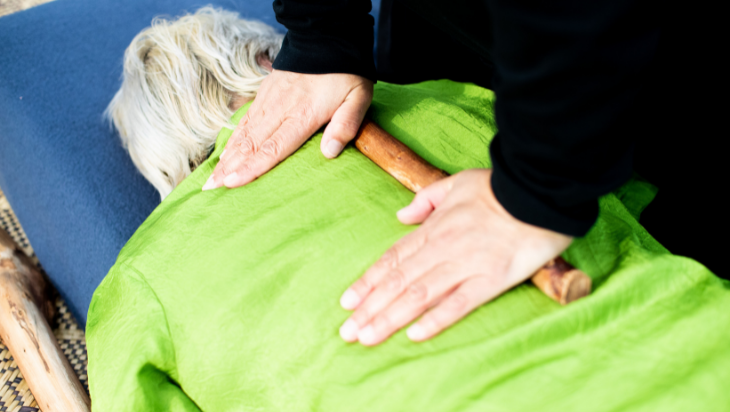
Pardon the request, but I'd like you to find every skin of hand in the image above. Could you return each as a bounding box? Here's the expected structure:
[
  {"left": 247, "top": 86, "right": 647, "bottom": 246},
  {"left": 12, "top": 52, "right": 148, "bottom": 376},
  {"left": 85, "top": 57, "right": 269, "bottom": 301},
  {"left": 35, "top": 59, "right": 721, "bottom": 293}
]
[
  {"left": 203, "top": 69, "right": 373, "bottom": 190},
  {"left": 338, "top": 169, "right": 573, "bottom": 346}
]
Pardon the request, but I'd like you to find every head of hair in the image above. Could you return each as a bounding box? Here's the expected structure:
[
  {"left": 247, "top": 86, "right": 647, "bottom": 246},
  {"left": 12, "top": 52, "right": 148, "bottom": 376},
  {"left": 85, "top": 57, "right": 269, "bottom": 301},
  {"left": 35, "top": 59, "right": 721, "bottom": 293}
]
[{"left": 106, "top": 6, "right": 282, "bottom": 199}]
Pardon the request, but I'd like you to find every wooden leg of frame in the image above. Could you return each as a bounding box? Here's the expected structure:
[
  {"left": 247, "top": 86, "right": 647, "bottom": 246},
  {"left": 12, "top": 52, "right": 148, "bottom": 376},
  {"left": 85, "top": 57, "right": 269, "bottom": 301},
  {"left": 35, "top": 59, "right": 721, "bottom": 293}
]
[{"left": 0, "top": 229, "right": 91, "bottom": 412}]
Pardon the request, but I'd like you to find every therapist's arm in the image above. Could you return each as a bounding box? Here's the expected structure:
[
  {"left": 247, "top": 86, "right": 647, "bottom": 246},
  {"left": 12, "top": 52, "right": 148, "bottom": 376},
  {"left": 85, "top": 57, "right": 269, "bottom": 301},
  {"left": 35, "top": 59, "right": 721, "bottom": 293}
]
[
  {"left": 487, "top": 0, "right": 660, "bottom": 236},
  {"left": 338, "top": 0, "right": 660, "bottom": 345}
]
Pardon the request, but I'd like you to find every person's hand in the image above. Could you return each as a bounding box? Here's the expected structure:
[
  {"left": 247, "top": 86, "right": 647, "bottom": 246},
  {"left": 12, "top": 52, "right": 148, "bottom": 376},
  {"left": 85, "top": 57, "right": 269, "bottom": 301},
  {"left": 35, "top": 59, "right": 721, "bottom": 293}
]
[
  {"left": 203, "top": 70, "right": 373, "bottom": 190},
  {"left": 338, "top": 169, "right": 573, "bottom": 346}
]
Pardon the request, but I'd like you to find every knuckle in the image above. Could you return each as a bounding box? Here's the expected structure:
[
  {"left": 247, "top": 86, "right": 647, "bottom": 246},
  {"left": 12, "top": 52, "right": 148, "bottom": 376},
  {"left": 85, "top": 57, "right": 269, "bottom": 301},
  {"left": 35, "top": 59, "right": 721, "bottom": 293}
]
[
  {"left": 236, "top": 137, "right": 257, "bottom": 157},
  {"left": 260, "top": 138, "right": 283, "bottom": 159},
  {"left": 341, "top": 118, "right": 362, "bottom": 132},
  {"left": 433, "top": 227, "right": 461, "bottom": 246},
  {"left": 383, "top": 269, "right": 406, "bottom": 291},
  {"left": 220, "top": 160, "right": 245, "bottom": 177},
  {"left": 406, "top": 282, "right": 429, "bottom": 304},
  {"left": 233, "top": 121, "right": 253, "bottom": 141},
  {"left": 379, "top": 247, "right": 400, "bottom": 270},
  {"left": 233, "top": 116, "right": 249, "bottom": 134},
  {"left": 414, "top": 232, "right": 429, "bottom": 250},
  {"left": 330, "top": 120, "right": 360, "bottom": 137},
  {"left": 298, "top": 103, "right": 315, "bottom": 124},
  {"left": 373, "top": 313, "right": 393, "bottom": 331},
  {"left": 327, "top": 122, "right": 346, "bottom": 137},
  {"left": 219, "top": 162, "right": 233, "bottom": 176},
  {"left": 239, "top": 162, "right": 253, "bottom": 175},
  {"left": 445, "top": 292, "right": 469, "bottom": 313},
  {"left": 285, "top": 104, "right": 314, "bottom": 128}
]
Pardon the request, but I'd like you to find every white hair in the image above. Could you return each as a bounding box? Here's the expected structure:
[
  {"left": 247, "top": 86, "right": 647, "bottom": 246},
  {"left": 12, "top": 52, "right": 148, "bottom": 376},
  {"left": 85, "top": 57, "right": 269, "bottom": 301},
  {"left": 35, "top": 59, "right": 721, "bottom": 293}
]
[{"left": 106, "top": 6, "right": 282, "bottom": 199}]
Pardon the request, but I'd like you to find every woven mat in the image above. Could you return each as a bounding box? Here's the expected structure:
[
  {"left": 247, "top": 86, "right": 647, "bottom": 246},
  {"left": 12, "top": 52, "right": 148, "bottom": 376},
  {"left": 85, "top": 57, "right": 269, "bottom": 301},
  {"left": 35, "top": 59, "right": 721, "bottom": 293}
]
[
  {"left": 0, "top": 188, "right": 89, "bottom": 412},
  {"left": 0, "top": 0, "right": 54, "bottom": 18}
]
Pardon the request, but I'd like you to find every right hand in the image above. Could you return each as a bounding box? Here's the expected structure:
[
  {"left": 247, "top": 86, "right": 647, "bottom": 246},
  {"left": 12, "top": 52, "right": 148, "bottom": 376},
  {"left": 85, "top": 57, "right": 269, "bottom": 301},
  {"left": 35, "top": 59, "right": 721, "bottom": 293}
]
[{"left": 203, "top": 69, "right": 373, "bottom": 190}]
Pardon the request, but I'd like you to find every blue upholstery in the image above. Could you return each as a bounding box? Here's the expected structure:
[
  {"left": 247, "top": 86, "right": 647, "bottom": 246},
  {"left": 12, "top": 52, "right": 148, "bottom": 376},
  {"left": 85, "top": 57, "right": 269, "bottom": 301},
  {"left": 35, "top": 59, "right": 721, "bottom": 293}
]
[{"left": 0, "top": 0, "right": 377, "bottom": 326}]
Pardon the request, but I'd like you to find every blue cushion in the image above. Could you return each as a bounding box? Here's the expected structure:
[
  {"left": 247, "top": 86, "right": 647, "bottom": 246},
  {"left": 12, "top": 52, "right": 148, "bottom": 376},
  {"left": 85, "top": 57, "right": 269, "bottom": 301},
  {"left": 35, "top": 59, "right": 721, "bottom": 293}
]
[{"left": 0, "top": 0, "right": 377, "bottom": 326}]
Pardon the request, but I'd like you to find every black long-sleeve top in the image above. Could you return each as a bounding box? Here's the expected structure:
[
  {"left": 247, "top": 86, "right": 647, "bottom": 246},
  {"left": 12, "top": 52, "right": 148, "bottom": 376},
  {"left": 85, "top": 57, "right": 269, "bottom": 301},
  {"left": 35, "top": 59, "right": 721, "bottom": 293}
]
[{"left": 272, "top": 0, "right": 660, "bottom": 237}]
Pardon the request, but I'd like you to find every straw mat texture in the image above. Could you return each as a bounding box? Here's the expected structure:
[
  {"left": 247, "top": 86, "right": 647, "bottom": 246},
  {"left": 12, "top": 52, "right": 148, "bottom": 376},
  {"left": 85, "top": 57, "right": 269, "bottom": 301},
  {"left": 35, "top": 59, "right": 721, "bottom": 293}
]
[{"left": 0, "top": 0, "right": 54, "bottom": 18}]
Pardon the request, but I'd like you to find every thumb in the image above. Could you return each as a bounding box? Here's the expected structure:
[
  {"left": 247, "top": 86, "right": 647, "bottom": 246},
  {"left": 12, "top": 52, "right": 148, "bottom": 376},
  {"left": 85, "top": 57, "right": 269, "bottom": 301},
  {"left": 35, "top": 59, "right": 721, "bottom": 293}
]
[
  {"left": 397, "top": 176, "right": 455, "bottom": 225},
  {"left": 321, "top": 86, "right": 372, "bottom": 159}
]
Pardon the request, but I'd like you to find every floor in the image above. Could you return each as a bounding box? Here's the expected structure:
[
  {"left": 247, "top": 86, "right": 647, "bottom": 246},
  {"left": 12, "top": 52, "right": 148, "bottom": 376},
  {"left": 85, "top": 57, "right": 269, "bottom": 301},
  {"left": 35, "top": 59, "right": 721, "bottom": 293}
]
[{"left": 0, "top": 0, "right": 54, "bottom": 18}]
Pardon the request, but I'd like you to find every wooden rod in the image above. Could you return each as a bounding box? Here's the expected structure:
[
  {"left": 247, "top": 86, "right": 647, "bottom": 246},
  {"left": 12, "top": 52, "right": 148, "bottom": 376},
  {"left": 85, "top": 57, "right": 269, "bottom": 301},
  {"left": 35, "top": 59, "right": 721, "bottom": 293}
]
[
  {"left": 0, "top": 229, "right": 91, "bottom": 412},
  {"left": 531, "top": 257, "right": 593, "bottom": 305},
  {"left": 353, "top": 118, "right": 591, "bottom": 304}
]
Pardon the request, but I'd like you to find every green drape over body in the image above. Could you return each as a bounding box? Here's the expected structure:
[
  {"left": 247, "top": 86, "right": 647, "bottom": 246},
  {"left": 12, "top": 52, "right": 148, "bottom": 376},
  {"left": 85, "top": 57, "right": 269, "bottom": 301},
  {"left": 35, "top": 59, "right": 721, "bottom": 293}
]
[{"left": 87, "top": 81, "right": 730, "bottom": 411}]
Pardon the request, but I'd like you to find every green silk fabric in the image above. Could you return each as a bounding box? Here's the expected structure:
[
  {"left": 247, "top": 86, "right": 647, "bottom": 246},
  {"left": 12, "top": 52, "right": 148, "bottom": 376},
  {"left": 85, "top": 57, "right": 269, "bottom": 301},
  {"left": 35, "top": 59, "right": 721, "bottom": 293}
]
[{"left": 87, "top": 80, "right": 730, "bottom": 411}]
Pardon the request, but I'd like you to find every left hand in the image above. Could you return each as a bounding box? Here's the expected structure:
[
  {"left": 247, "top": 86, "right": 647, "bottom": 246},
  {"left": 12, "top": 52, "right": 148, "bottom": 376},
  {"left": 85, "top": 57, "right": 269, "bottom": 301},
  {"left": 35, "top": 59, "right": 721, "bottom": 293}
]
[{"left": 338, "top": 169, "right": 573, "bottom": 346}]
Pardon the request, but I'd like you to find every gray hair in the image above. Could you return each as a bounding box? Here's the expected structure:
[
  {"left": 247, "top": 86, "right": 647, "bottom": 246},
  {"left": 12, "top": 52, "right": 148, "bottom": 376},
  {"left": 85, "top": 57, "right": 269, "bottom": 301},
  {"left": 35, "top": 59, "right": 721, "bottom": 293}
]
[{"left": 106, "top": 6, "right": 283, "bottom": 199}]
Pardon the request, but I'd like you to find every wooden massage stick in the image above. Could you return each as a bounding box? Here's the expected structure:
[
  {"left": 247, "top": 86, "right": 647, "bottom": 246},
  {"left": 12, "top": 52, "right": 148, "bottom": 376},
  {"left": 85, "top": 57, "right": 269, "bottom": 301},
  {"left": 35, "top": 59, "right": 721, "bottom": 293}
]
[
  {"left": 352, "top": 118, "right": 592, "bottom": 305},
  {"left": 0, "top": 229, "right": 91, "bottom": 412}
]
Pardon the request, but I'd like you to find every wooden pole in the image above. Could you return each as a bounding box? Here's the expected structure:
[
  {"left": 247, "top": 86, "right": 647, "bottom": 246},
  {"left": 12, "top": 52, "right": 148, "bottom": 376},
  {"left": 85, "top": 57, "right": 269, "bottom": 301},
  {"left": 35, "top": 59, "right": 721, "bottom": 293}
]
[
  {"left": 353, "top": 118, "right": 592, "bottom": 304},
  {"left": 0, "top": 229, "right": 91, "bottom": 412}
]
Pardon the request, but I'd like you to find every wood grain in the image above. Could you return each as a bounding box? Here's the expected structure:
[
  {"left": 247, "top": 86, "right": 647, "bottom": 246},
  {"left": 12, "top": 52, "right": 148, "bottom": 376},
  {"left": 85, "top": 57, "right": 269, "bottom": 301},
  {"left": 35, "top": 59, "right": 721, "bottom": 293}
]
[
  {"left": 354, "top": 119, "right": 449, "bottom": 192},
  {"left": 0, "top": 229, "right": 90, "bottom": 412}
]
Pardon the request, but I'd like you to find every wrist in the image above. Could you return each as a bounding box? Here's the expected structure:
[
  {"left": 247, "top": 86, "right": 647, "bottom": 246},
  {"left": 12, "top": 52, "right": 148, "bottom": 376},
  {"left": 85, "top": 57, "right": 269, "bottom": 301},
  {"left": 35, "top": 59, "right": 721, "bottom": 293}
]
[{"left": 272, "top": 31, "right": 377, "bottom": 81}]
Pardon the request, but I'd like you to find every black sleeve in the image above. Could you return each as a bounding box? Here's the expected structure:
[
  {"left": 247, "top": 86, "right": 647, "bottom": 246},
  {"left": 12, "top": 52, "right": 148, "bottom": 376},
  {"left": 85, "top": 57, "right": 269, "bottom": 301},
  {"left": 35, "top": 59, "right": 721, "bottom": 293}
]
[
  {"left": 486, "top": 0, "right": 660, "bottom": 236},
  {"left": 272, "top": 0, "right": 377, "bottom": 81}
]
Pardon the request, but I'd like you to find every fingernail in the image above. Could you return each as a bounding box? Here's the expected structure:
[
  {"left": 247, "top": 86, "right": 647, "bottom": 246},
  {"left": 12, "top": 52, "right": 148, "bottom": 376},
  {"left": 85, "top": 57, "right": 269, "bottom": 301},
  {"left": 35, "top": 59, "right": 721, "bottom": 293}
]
[
  {"left": 202, "top": 175, "right": 218, "bottom": 191},
  {"left": 406, "top": 323, "right": 427, "bottom": 341},
  {"left": 358, "top": 325, "right": 376, "bottom": 345},
  {"left": 223, "top": 172, "right": 239, "bottom": 187},
  {"left": 340, "top": 288, "right": 361, "bottom": 310},
  {"left": 324, "top": 140, "right": 344, "bottom": 158},
  {"left": 396, "top": 205, "right": 413, "bottom": 221},
  {"left": 339, "top": 319, "right": 359, "bottom": 342}
]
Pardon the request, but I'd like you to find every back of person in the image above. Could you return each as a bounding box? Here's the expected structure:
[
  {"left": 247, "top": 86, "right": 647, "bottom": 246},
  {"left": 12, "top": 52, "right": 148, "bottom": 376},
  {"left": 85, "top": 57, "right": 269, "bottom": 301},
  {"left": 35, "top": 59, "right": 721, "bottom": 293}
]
[{"left": 87, "top": 80, "right": 730, "bottom": 411}]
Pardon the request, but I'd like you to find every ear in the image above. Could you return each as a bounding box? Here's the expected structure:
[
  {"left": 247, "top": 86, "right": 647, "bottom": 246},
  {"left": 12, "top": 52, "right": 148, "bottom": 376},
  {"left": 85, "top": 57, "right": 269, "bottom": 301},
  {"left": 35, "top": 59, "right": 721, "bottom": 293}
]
[{"left": 256, "top": 53, "right": 273, "bottom": 72}]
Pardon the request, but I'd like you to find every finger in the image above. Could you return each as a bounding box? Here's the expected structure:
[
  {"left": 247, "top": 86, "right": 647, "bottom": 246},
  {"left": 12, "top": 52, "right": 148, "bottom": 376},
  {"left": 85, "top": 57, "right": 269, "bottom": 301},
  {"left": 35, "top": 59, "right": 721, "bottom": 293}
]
[
  {"left": 344, "top": 249, "right": 445, "bottom": 342},
  {"left": 339, "top": 231, "right": 427, "bottom": 342},
  {"left": 356, "top": 263, "right": 464, "bottom": 346},
  {"left": 217, "top": 112, "right": 283, "bottom": 187},
  {"left": 396, "top": 176, "right": 455, "bottom": 224},
  {"left": 207, "top": 112, "right": 255, "bottom": 188},
  {"left": 340, "top": 229, "right": 427, "bottom": 310},
  {"left": 221, "top": 120, "right": 312, "bottom": 187},
  {"left": 406, "top": 275, "right": 498, "bottom": 342},
  {"left": 321, "top": 85, "right": 372, "bottom": 158},
  {"left": 203, "top": 107, "right": 278, "bottom": 190}
]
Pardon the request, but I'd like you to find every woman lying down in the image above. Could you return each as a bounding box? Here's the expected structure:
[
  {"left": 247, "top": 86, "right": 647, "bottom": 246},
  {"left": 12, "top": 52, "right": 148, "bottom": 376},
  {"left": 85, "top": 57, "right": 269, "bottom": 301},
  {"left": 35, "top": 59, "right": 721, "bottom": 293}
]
[{"left": 89, "top": 6, "right": 730, "bottom": 412}]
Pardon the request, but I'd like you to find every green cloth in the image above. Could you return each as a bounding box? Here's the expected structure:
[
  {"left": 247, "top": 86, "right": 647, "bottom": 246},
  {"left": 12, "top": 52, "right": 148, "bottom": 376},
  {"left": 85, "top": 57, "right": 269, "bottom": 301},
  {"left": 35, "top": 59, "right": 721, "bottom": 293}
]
[{"left": 87, "top": 80, "right": 730, "bottom": 412}]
